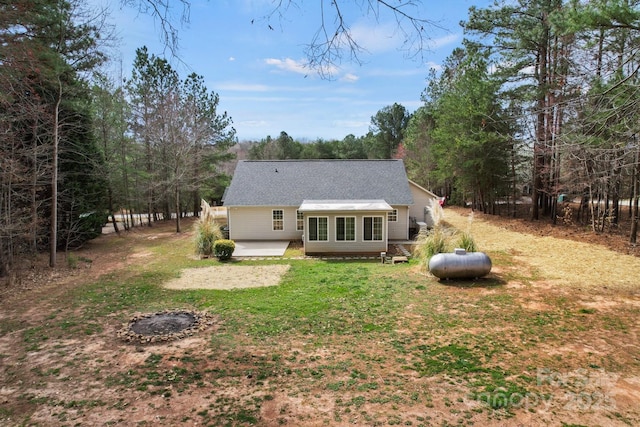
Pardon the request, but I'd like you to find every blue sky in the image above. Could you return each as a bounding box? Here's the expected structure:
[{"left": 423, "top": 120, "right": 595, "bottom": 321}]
[{"left": 100, "top": 0, "right": 489, "bottom": 141}]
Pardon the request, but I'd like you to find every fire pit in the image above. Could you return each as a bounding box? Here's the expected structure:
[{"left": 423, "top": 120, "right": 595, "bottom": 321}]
[{"left": 117, "top": 310, "right": 216, "bottom": 344}]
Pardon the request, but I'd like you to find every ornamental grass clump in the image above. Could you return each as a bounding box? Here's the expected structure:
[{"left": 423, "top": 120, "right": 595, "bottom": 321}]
[
  {"left": 413, "top": 225, "right": 452, "bottom": 266},
  {"left": 456, "top": 211, "right": 478, "bottom": 252},
  {"left": 194, "top": 220, "right": 223, "bottom": 257},
  {"left": 457, "top": 231, "right": 477, "bottom": 253},
  {"left": 194, "top": 200, "right": 223, "bottom": 257},
  {"left": 413, "top": 222, "right": 480, "bottom": 272}
]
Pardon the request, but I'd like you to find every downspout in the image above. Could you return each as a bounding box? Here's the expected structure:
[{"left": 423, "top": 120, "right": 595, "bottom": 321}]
[
  {"left": 406, "top": 206, "right": 410, "bottom": 240},
  {"left": 384, "top": 212, "right": 388, "bottom": 252}
]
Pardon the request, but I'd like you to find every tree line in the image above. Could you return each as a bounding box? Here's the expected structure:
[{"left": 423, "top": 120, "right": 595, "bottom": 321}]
[
  {"left": 444, "top": 0, "right": 640, "bottom": 242},
  {"left": 0, "top": 1, "right": 235, "bottom": 275},
  {"left": 243, "top": 103, "right": 410, "bottom": 162},
  {"left": 248, "top": 1, "right": 640, "bottom": 244}
]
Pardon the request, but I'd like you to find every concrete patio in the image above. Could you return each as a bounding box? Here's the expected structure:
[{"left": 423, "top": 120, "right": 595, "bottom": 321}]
[{"left": 232, "top": 241, "right": 290, "bottom": 257}]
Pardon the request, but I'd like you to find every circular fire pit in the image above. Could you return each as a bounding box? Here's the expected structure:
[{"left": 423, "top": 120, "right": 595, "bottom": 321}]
[{"left": 118, "top": 310, "right": 215, "bottom": 344}]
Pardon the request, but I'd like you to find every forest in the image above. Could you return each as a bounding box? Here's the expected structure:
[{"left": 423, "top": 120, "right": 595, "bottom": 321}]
[{"left": 1, "top": 0, "right": 640, "bottom": 276}]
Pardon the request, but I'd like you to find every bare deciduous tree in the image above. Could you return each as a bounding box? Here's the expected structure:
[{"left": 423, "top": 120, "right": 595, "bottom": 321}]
[{"left": 123, "top": 0, "right": 441, "bottom": 78}]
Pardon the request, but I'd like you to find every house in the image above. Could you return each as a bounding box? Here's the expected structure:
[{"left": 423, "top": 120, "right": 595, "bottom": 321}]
[{"left": 222, "top": 159, "right": 442, "bottom": 255}]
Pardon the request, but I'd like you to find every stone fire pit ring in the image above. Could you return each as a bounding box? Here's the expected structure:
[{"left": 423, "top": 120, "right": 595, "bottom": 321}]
[{"left": 117, "top": 309, "right": 216, "bottom": 344}]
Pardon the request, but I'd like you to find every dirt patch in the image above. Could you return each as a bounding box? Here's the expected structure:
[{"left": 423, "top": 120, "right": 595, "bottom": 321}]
[
  {"left": 162, "top": 264, "right": 291, "bottom": 290},
  {"left": 443, "top": 207, "right": 640, "bottom": 292},
  {"left": 0, "top": 219, "right": 197, "bottom": 303},
  {"left": 466, "top": 203, "right": 640, "bottom": 258},
  {"left": 1, "top": 214, "right": 639, "bottom": 426}
]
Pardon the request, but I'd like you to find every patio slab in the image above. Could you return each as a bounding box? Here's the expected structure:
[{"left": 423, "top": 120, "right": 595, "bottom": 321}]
[{"left": 232, "top": 241, "right": 290, "bottom": 257}]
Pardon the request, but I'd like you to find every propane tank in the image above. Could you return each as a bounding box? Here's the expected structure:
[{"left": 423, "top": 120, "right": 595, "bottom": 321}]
[{"left": 428, "top": 248, "right": 492, "bottom": 279}]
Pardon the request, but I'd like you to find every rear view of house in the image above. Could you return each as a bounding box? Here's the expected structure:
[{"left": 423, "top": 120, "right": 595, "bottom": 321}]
[{"left": 222, "top": 159, "right": 441, "bottom": 255}]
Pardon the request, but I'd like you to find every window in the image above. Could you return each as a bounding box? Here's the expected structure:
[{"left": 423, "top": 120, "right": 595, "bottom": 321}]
[
  {"left": 296, "top": 210, "right": 304, "bottom": 231},
  {"left": 336, "top": 217, "right": 355, "bottom": 241},
  {"left": 388, "top": 209, "right": 398, "bottom": 222},
  {"left": 308, "top": 217, "right": 328, "bottom": 241},
  {"left": 363, "top": 216, "right": 383, "bottom": 241},
  {"left": 272, "top": 209, "right": 283, "bottom": 231}
]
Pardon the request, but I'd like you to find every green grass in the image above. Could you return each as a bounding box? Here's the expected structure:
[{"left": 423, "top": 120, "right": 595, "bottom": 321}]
[
  {"left": 4, "top": 222, "right": 637, "bottom": 426},
  {"left": 170, "top": 260, "right": 409, "bottom": 338}
]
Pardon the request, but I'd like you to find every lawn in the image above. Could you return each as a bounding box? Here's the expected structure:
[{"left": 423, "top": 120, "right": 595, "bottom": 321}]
[{"left": 0, "top": 208, "right": 638, "bottom": 426}]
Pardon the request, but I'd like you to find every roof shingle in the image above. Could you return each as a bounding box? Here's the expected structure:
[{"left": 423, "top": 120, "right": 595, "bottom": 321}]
[{"left": 223, "top": 159, "right": 414, "bottom": 206}]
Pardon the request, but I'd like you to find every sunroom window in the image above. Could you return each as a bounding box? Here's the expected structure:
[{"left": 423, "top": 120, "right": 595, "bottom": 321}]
[
  {"left": 336, "top": 217, "right": 355, "bottom": 241},
  {"left": 363, "top": 216, "right": 383, "bottom": 241},
  {"left": 308, "top": 217, "right": 328, "bottom": 241}
]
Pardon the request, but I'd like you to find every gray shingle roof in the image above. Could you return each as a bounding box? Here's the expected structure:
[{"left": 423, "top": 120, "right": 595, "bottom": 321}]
[{"left": 223, "top": 159, "right": 414, "bottom": 207}]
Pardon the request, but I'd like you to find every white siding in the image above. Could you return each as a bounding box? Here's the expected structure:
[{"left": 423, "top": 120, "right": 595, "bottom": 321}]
[
  {"left": 228, "top": 205, "right": 411, "bottom": 243},
  {"left": 228, "top": 206, "right": 303, "bottom": 240},
  {"left": 387, "top": 206, "right": 409, "bottom": 240},
  {"left": 303, "top": 211, "right": 388, "bottom": 255},
  {"left": 408, "top": 181, "right": 442, "bottom": 227}
]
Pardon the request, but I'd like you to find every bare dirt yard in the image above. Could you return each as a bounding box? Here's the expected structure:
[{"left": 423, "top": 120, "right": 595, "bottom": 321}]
[
  {"left": 162, "top": 265, "right": 291, "bottom": 290},
  {"left": 1, "top": 207, "right": 639, "bottom": 426}
]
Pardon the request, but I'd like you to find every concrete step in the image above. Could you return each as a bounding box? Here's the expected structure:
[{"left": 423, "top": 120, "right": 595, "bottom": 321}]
[{"left": 394, "top": 244, "right": 412, "bottom": 258}]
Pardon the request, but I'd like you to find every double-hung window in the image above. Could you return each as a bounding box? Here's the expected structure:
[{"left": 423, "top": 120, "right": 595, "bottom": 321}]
[
  {"left": 335, "top": 217, "right": 355, "bottom": 241},
  {"left": 296, "top": 210, "right": 304, "bottom": 231},
  {"left": 308, "top": 217, "right": 328, "bottom": 241},
  {"left": 363, "top": 216, "right": 383, "bottom": 241},
  {"left": 388, "top": 209, "right": 398, "bottom": 222},
  {"left": 272, "top": 209, "right": 284, "bottom": 231}
]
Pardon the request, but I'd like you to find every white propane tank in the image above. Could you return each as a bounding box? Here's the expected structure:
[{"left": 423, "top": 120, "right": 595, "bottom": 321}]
[{"left": 428, "top": 248, "right": 492, "bottom": 279}]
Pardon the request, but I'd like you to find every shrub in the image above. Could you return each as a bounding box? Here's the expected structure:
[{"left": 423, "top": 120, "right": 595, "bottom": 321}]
[
  {"left": 413, "top": 225, "right": 451, "bottom": 265},
  {"left": 456, "top": 231, "right": 477, "bottom": 252},
  {"left": 194, "top": 220, "right": 223, "bottom": 257},
  {"left": 213, "top": 239, "right": 235, "bottom": 260},
  {"left": 413, "top": 224, "right": 481, "bottom": 272}
]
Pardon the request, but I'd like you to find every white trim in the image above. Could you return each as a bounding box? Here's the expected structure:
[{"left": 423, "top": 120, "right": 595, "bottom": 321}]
[
  {"left": 408, "top": 180, "right": 441, "bottom": 199},
  {"left": 299, "top": 199, "right": 393, "bottom": 212}
]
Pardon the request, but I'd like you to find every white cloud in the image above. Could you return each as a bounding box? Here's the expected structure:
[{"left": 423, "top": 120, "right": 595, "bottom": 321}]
[
  {"left": 424, "top": 62, "right": 442, "bottom": 73},
  {"left": 343, "top": 22, "right": 459, "bottom": 56},
  {"left": 264, "top": 57, "right": 342, "bottom": 78},
  {"left": 228, "top": 56, "right": 236, "bottom": 61},
  {"left": 348, "top": 21, "right": 403, "bottom": 54},
  {"left": 428, "top": 33, "right": 460, "bottom": 50},
  {"left": 265, "top": 57, "right": 309, "bottom": 75},
  {"left": 340, "top": 73, "right": 359, "bottom": 83}
]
